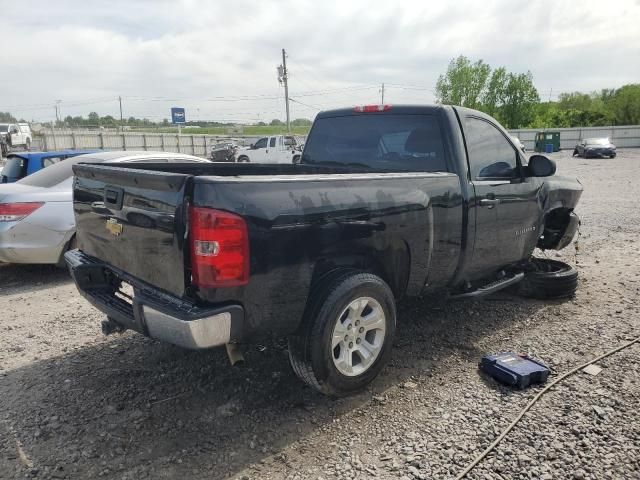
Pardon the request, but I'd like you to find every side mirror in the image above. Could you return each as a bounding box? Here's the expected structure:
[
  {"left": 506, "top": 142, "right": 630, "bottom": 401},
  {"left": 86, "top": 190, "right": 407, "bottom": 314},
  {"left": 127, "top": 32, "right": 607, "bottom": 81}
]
[{"left": 527, "top": 155, "right": 556, "bottom": 177}]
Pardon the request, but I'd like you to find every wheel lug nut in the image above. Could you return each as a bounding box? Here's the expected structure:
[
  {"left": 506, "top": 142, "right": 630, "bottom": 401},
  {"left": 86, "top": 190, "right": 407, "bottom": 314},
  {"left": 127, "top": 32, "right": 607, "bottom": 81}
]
[
  {"left": 356, "top": 338, "right": 361, "bottom": 344},
  {"left": 355, "top": 320, "right": 360, "bottom": 326},
  {"left": 347, "top": 324, "right": 352, "bottom": 329},
  {"left": 344, "top": 335, "right": 349, "bottom": 341},
  {"left": 349, "top": 342, "right": 353, "bottom": 348},
  {"left": 359, "top": 327, "right": 364, "bottom": 333}
]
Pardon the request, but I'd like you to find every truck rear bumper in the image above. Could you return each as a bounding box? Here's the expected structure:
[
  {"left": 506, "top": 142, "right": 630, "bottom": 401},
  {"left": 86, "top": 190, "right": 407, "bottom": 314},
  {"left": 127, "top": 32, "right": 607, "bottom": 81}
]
[{"left": 65, "top": 249, "right": 244, "bottom": 349}]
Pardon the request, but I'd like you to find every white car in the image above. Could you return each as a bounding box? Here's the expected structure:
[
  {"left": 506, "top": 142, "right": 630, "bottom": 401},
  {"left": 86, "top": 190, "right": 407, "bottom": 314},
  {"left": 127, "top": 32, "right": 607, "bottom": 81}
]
[
  {"left": 236, "top": 135, "right": 303, "bottom": 163},
  {"left": 0, "top": 151, "right": 210, "bottom": 265}
]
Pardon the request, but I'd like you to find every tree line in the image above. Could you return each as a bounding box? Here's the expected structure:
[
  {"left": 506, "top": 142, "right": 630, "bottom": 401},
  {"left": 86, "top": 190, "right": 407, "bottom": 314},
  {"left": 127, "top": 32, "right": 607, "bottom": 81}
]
[
  {"left": 435, "top": 55, "right": 640, "bottom": 129},
  {"left": 0, "top": 110, "right": 313, "bottom": 129}
]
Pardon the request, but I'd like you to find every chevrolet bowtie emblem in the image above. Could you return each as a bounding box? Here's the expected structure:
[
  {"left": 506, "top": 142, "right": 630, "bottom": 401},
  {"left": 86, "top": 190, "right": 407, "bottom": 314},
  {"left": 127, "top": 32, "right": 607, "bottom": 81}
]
[{"left": 106, "top": 218, "right": 123, "bottom": 236}]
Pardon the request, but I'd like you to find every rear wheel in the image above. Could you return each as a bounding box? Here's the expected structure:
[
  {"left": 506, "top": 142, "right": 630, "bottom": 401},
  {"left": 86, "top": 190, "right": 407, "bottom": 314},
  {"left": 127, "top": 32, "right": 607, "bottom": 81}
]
[
  {"left": 288, "top": 271, "right": 396, "bottom": 397},
  {"left": 515, "top": 258, "right": 578, "bottom": 299},
  {"left": 237, "top": 155, "right": 249, "bottom": 163}
]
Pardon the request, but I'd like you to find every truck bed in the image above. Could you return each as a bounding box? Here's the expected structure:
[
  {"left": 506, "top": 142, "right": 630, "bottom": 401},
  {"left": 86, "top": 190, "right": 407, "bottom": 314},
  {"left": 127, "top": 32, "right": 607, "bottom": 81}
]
[{"left": 72, "top": 161, "right": 463, "bottom": 339}]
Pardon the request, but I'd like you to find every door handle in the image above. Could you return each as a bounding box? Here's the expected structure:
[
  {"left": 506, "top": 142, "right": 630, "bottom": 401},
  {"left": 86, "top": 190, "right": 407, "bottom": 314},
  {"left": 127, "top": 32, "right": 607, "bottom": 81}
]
[{"left": 479, "top": 198, "right": 501, "bottom": 208}]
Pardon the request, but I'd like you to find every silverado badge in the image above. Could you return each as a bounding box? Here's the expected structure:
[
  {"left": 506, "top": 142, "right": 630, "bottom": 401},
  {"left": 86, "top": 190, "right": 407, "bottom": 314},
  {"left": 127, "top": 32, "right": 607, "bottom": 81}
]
[{"left": 106, "top": 218, "right": 123, "bottom": 236}]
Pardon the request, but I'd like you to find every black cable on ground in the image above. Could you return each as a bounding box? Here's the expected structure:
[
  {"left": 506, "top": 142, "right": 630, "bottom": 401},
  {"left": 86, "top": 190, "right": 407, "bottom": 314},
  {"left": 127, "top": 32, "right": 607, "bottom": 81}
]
[{"left": 455, "top": 334, "right": 640, "bottom": 480}]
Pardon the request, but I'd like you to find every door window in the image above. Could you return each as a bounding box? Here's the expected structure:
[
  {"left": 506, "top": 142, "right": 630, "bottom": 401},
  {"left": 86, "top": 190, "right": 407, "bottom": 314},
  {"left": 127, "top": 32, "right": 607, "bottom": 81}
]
[
  {"left": 269, "top": 137, "right": 276, "bottom": 148},
  {"left": 254, "top": 138, "right": 268, "bottom": 149},
  {"left": 465, "top": 117, "right": 519, "bottom": 180},
  {"left": 42, "top": 157, "right": 63, "bottom": 168}
]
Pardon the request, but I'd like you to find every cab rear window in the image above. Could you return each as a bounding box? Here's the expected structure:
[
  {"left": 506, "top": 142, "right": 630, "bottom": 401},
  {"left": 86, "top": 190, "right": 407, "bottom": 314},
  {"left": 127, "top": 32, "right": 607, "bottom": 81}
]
[{"left": 302, "top": 114, "right": 448, "bottom": 172}]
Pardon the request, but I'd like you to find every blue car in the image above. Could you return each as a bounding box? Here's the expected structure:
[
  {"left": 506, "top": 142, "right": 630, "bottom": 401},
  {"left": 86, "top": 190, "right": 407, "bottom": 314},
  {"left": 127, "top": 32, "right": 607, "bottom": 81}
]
[{"left": 0, "top": 150, "right": 99, "bottom": 183}]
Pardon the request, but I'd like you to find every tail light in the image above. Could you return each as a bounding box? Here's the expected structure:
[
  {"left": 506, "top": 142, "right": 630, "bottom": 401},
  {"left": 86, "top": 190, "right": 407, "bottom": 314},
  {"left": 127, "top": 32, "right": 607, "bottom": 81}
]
[
  {"left": 354, "top": 104, "right": 392, "bottom": 113},
  {"left": 0, "top": 202, "right": 44, "bottom": 222},
  {"left": 189, "top": 206, "right": 249, "bottom": 288}
]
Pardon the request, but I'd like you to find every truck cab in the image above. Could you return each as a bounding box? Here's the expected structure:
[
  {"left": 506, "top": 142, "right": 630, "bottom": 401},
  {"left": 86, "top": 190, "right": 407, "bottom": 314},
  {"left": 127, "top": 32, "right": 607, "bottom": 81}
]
[{"left": 236, "top": 135, "right": 302, "bottom": 163}]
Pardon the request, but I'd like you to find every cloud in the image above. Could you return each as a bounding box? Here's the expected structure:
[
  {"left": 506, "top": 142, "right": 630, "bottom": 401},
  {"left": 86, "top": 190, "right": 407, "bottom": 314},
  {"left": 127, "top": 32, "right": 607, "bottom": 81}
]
[{"left": 1, "top": 0, "right": 638, "bottom": 122}]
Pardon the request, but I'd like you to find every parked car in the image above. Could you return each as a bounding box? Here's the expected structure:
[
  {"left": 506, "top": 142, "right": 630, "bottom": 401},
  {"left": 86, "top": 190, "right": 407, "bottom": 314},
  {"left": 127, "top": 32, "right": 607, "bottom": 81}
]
[
  {"left": 0, "top": 151, "right": 210, "bottom": 266},
  {"left": 510, "top": 136, "right": 526, "bottom": 153},
  {"left": 572, "top": 138, "right": 616, "bottom": 158},
  {"left": 66, "top": 105, "right": 582, "bottom": 397},
  {"left": 210, "top": 142, "right": 238, "bottom": 162},
  {"left": 1, "top": 150, "right": 99, "bottom": 183},
  {"left": 236, "top": 135, "right": 303, "bottom": 163},
  {"left": 0, "top": 123, "right": 32, "bottom": 153}
]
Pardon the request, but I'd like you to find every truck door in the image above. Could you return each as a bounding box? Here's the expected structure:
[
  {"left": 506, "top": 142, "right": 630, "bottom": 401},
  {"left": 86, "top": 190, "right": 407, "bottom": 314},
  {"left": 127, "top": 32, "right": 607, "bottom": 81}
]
[
  {"left": 9, "top": 125, "right": 21, "bottom": 146},
  {"left": 251, "top": 137, "right": 269, "bottom": 162},
  {"left": 463, "top": 115, "right": 540, "bottom": 278},
  {"left": 264, "top": 136, "right": 278, "bottom": 162}
]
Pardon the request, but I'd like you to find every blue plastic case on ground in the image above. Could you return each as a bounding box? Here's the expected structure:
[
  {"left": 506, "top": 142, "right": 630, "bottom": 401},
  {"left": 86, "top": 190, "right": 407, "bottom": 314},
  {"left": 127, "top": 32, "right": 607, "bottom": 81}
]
[{"left": 479, "top": 352, "right": 550, "bottom": 389}]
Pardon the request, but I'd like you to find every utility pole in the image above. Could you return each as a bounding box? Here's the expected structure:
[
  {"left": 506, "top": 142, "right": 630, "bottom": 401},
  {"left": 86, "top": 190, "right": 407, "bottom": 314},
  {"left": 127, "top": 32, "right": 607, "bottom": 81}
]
[
  {"left": 119, "top": 96, "right": 124, "bottom": 131},
  {"left": 55, "top": 100, "right": 61, "bottom": 124},
  {"left": 381, "top": 83, "right": 385, "bottom": 104},
  {"left": 278, "top": 48, "right": 291, "bottom": 133}
]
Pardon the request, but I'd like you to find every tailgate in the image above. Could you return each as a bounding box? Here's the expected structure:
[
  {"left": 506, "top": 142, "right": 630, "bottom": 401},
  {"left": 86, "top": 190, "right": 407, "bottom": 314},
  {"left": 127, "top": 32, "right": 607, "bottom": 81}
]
[{"left": 72, "top": 163, "right": 191, "bottom": 297}]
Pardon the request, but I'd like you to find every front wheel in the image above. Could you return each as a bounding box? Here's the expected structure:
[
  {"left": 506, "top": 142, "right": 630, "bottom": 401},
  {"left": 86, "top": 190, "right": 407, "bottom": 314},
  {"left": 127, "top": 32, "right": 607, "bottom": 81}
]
[
  {"left": 572, "top": 149, "right": 578, "bottom": 157},
  {"left": 237, "top": 155, "right": 249, "bottom": 163},
  {"left": 288, "top": 271, "right": 396, "bottom": 397},
  {"left": 515, "top": 258, "right": 578, "bottom": 299}
]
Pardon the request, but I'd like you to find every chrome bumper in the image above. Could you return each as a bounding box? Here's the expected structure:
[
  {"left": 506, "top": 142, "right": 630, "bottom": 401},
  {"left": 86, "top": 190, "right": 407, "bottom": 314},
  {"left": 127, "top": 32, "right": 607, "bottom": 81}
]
[{"left": 65, "top": 249, "right": 243, "bottom": 349}]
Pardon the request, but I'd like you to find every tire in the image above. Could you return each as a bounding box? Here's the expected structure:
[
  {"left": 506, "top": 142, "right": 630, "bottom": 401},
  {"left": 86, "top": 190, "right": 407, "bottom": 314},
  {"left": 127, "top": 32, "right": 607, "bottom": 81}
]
[
  {"left": 516, "top": 258, "right": 578, "bottom": 299},
  {"left": 238, "top": 156, "right": 249, "bottom": 163},
  {"left": 610, "top": 153, "right": 616, "bottom": 158},
  {"left": 288, "top": 271, "right": 396, "bottom": 397},
  {"left": 572, "top": 149, "right": 578, "bottom": 157}
]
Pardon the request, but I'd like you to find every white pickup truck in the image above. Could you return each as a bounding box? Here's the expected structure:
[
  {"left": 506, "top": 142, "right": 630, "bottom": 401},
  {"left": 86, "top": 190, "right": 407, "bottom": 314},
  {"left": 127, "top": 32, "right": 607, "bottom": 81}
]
[
  {"left": 236, "top": 135, "right": 303, "bottom": 163},
  {"left": 0, "top": 123, "right": 32, "bottom": 154}
]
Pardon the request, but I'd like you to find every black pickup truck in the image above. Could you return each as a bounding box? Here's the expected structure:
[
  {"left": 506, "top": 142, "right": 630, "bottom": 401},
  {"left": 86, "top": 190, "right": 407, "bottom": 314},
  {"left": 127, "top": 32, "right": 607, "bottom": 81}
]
[{"left": 66, "top": 105, "right": 582, "bottom": 396}]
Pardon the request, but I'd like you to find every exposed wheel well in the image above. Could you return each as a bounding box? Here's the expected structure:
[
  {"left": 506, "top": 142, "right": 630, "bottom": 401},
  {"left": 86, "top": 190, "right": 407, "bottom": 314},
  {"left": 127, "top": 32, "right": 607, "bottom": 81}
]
[
  {"left": 537, "top": 208, "right": 574, "bottom": 250},
  {"left": 309, "top": 244, "right": 410, "bottom": 300}
]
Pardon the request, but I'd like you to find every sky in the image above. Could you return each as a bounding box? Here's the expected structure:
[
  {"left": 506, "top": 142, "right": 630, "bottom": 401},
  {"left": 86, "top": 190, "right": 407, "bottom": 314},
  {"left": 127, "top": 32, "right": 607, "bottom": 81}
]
[{"left": 1, "top": 0, "right": 639, "bottom": 124}]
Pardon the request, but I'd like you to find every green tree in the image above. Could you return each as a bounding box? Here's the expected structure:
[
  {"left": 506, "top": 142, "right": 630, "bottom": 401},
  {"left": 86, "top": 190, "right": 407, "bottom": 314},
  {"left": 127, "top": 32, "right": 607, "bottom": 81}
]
[
  {"left": 291, "top": 118, "right": 312, "bottom": 126},
  {"left": 610, "top": 84, "right": 640, "bottom": 125},
  {"left": 435, "top": 56, "right": 490, "bottom": 109},
  {"left": 499, "top": 72, "right": 539, "bottom": 128},
  {"left": 483, "top": 67, "right": 507, "bottom": 117},
  {"left": 0, "top": 112, "right": 17, "bottom": 122},
  {"left": 269, "top": 119, "right": 284, "bottom": 126}
]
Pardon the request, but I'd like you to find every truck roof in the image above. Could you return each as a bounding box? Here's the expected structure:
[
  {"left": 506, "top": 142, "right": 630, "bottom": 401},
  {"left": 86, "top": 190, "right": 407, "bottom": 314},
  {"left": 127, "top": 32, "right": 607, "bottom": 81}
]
[{"left": 316, "top": 104, "right": 448, "bottom": 119}]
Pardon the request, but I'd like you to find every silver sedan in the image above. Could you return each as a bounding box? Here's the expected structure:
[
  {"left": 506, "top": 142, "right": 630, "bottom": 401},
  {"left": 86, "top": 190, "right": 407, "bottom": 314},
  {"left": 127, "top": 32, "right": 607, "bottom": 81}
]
[{"left": 0, "top": 151, "right": 210, "bottom": 265}]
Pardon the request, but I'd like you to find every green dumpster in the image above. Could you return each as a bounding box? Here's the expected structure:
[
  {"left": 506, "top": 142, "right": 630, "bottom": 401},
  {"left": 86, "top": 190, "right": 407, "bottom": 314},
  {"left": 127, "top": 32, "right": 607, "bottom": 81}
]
[{"left": 534, "top": 131, "right": 561, "bottom": 153}]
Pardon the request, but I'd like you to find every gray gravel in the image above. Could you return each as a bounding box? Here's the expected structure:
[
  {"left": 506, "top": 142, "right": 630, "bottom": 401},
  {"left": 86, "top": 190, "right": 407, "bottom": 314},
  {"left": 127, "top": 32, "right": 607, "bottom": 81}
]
[{"left": 1, "top": 149, "right": 639, "bottom": 480}]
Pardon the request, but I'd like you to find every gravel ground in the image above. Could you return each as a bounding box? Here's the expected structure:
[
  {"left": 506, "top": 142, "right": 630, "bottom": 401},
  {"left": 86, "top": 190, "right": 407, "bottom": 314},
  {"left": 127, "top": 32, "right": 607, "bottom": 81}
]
[{"left": 1, "top": 149, "right": 639, "bottom": 480}]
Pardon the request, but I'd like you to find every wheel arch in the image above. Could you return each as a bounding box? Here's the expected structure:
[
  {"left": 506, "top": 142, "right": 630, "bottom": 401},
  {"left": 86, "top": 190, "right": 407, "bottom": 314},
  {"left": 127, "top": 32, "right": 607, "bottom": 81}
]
[{"left": 309, "top": 240, "right": 411, "bottom": 300}]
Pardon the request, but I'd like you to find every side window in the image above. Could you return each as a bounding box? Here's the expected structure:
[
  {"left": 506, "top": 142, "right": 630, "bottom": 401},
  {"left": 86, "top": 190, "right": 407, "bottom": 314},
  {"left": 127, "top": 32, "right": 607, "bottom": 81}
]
[
  {"left": 42, "top": 157, "right": 63, "bottom": 168},
  {"left": 254, "top": 138, "right": 268, "bottom": 149},
  {"left": 465, "top": 117, "right": 519, "bottom": 180},
  {"left": 269, "top": 137, "right": 276, "bottom": 148}
]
